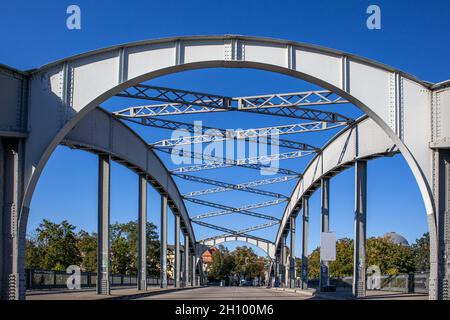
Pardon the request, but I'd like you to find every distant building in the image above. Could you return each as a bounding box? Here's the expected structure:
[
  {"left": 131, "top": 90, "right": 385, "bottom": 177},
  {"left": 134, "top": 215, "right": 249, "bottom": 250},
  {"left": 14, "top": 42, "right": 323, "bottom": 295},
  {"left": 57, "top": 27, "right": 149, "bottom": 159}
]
[
  {"left": 383, "top": 232, "right": 409, "bottom": 246},
  {"left": 201, "top": 247, "right": 219, "bottom": 272}
]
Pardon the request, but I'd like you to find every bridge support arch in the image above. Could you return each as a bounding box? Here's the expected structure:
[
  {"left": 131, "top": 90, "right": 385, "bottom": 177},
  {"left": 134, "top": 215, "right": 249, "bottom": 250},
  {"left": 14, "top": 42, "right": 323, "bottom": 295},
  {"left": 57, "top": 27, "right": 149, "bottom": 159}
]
[{"left": 0, "top": 36, "right": 449, "bottom": 299}]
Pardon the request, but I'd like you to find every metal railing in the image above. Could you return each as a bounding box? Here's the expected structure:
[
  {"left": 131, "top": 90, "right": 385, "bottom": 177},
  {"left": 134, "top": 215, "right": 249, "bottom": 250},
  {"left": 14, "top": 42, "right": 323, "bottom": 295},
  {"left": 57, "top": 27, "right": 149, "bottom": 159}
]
[{"left": 25, "top": 269, "right": 174, "bottom": 290}]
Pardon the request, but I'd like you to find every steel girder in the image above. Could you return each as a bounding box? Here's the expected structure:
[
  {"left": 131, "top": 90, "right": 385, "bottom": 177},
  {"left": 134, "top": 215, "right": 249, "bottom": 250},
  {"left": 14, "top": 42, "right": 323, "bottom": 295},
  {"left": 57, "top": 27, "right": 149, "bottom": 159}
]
[
  {"left": 186, "top": 198, "right": 283, "bottom": 221},
  {"left": 194, "top": 221, "right": 278, "bottom": 244},
  {"left": 198, "top": 223, "right": 278, "bottom": 244},
  {"left": 114, "top": 88, "right": 352, "bottom": 123},
  {"left": 116, "top": 84, "right": 231, "bottom": 109},
  {"left": 161, "top": 148, "right": 308, "bottom": 175},
  {"left": 119, "top": 117, "right": 347, "bottom": 138},
  {"left": 174, "top": 173, "right": 288, "bottom": 199},
  {"left": 177, "top": 174, "right": 294, "bottom": 198}
]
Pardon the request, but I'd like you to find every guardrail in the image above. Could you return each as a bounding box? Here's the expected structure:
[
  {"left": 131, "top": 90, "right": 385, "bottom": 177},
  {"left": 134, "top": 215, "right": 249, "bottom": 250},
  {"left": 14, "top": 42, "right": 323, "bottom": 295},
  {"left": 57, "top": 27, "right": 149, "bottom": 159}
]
[
  {"left": 25, "top": 269, "right": 174, "bottom": 290},
  {"left": 307, "top": 272, "right": 429, "bottom": 294}
]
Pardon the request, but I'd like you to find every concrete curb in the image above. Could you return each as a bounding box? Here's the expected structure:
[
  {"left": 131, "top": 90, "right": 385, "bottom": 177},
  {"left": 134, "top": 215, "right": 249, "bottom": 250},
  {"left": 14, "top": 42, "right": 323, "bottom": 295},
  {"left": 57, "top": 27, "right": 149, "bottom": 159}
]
[
  {"left": 270, "top": 287, "right": 317, "bottom": 297},
  {"left": 104, "top": 286, "right": 203, "bottom": 300}
]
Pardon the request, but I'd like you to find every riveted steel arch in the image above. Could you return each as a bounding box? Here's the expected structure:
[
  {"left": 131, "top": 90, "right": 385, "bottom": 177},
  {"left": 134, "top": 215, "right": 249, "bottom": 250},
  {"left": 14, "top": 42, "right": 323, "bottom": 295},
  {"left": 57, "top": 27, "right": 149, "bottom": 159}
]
[{"left": 1, "top": 35, "right": 448, "bottom": 300}]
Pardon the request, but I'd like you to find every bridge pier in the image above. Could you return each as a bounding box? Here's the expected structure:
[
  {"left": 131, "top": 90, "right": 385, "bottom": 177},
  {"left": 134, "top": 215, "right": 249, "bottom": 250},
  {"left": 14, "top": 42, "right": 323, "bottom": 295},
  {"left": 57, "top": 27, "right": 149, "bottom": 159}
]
[
  {"left": 97, "top": 155, "right": 111, "bottom": 295},
  {"left": 300, "top": 196, "right": 309, "bottom": 289},
  {"left": 184, "top": 234, "right": 190, "bottom": 286},
  {"left": 289, "top": 216, "right": 296, "bottom": 288},
  {"left": 319, "top": 178, "right": 330, "bottom": 291},
  {"left": 160, "top": 195, "right": 168, "bottom": 288},
  {"left": 353, "top": 160, "right": 367, "bottom": 298},
  {"left": 137, "top": 175, "right": 147, "bottom": 291},
  {"left": 174, "top": 214, "right": 181, "bottom": 288}
]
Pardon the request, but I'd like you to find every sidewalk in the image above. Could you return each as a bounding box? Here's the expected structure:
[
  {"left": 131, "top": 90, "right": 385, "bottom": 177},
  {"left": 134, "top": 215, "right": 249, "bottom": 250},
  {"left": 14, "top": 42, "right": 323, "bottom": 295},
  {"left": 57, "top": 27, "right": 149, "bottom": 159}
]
[
  {"left": 270, "top": 287, "right": 429, "bottom": 300},
  {"left": 26, "top": 285, "right": 201, "bottom": 300}
]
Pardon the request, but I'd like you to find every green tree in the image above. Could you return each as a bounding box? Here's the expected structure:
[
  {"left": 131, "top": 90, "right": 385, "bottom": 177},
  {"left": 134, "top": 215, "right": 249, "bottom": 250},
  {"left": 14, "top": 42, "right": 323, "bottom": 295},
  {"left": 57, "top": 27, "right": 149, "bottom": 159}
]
[
  {"left": 233, "top": 246, "right": 265, "bottom": 280},
  {"left": 77, "top": 230, "right": 97, "bottom": 272},
  {"left": 412, "top": 233, "right": 429, "bottom": 271},
  {"left": 33, "top": 219, "right": 81, "bottom": 270},
  {"left": 208, "top": 245, "right": 235, "bottom": 283}
]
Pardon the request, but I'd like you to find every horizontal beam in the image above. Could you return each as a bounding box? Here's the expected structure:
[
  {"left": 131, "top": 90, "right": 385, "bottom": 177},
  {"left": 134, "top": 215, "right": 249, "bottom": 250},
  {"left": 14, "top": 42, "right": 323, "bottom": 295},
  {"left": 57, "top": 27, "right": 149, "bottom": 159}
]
[
  {"left": 114, "top": 88, "right": 352, "bottom": 123},
  {"left": 115, "top": 84, "right": 231, "bottom": 109},
  {"left": 163, "top": 149, "right": 308, "bottom": 175},
  {"left": 198, "top": 223, "right": 279, "bottom": 243},
  {"left": 186, "top": 198, "right": 283, "bottom": 221},
  {"left": 174, "top": 174, "right": 288, "bottom": 199}
]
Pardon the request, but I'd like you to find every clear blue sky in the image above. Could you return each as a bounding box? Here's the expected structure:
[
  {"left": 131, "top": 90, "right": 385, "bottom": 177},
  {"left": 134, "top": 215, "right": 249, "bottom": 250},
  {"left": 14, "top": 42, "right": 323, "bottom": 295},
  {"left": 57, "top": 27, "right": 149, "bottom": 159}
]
[{"left": 1, "top": 0, "right": 449, "bottom": 257}]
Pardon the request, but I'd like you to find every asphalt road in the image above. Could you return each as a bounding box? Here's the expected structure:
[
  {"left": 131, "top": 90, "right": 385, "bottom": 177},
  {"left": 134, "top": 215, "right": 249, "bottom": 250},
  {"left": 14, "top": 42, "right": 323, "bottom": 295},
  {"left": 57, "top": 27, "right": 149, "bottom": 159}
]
[{"left": 137, "top": 286, "right": 315, "bottom": 300}]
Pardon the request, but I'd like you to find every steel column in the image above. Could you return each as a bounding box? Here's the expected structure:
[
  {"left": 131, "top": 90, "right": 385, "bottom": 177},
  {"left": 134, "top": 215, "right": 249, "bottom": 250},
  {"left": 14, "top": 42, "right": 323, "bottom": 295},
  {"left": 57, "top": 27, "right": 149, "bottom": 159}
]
[
  {"left": 160, "top": 195, "right": 168, "bottom": 288},
  {"left": 191, "top": 254, "right": 196, "bottom": 287},
  {"left": 436, "top": 149, "right": 450, "bottom": 300},
  {"left": 289, "top": 216, "right": 296, "bottom": 288},
  {"left": 353, "top": 161, "right": 367, "bottom": 298},
  {"left": 184, "top": 234, "right": 190, "bottom": 286},
  {"left": 320, "top": 178, "right": 330, "bottom": 291},
  {"left": 280, "top": 235, "right": 286, "bottom": 287},
  {"left": 0, "top": 139, "right": 25, "bottom": 300},
  {"left": 273, "top": 255, "right": 279, "bottom": 287},
  {"left": 97, "top": 155, "right": 111, "bottom": 295},
  {"left": 174, "top": 214, "right": 181, "bottom": 288},
  {"left": 137, "top": 175, "right": 147, "bottom": 291},
  {"left": 300, "top": 196, "right": 309, "bottom": 289}
]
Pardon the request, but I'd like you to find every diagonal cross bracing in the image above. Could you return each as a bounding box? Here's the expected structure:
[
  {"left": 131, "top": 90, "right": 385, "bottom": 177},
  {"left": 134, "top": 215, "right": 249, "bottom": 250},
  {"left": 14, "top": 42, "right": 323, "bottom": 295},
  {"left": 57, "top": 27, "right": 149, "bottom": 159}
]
[
  {"left": 193, "top": 221, "right": 278, "bottom": 244},
  {"left": 114, "top": 87, "right": 352, "bottom": 123},
  {"left": 119, "top": 117, "right": 347, "bottom": 138},
  {"left": 186, "top": 198, "right": 284, "bottom": 221},
  {"left": 200, "top": 223, "right": 278, "bottom": 244},
  {"left": 175, "top": 174, "right": 294, "bottom": 198},
  {"left": 161, "top": 149, "right": 309, "bottom": 175},
  {"left": 115, "top": 84, "right": 231, "bottom": 109}
]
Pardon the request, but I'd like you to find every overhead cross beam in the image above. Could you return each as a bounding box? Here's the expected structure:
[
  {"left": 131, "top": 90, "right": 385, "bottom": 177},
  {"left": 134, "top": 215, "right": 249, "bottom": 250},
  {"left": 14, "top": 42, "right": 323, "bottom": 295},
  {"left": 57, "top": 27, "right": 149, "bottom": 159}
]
[
  {"left": 114, "top": 86, "right": 353, "bottom": 123},
  {"left": 115, "top": 84, "right": 231, "bottom": 109},
  {"left": 175, "top": 174, "right": 295, "bottom": 198},
  {"left": 162, "top": 149, "right": 309, "bottom": 175},
  {"left": 194, "top": 221, "right": 278, "bottom": 244},
  {"left": 118, "top": 117, "right": 347, "bottom": 137},
  {"left": 152, "top": 130, "right": 320, "bottom": 151},
  {"left": 186, "top": 198, "right": 283, "bottom": 221},
  {"left": 174, "top": 174, "right": 288, "bottom": 199},
  {"left": 199, "top": 222, "right": 278, "bottom": 243}
]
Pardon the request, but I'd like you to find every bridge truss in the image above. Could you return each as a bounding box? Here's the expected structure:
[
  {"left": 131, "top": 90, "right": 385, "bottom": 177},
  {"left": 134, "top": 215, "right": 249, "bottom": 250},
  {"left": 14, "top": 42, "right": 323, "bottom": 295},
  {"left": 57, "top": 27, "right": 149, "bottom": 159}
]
[{"left": 112, "top": 84, "right": 354, "bottom": 255}]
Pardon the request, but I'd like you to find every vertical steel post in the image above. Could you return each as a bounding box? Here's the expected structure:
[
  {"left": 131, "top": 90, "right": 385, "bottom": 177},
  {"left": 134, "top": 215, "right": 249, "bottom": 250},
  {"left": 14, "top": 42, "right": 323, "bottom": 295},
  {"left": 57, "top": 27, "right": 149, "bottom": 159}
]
[
  {"left": 160, "top": 195, "right": 168, "bottom": 288},
  {"left": 191, "top": 254, "right": 196, "bottom": 287},
  {"left": 353, "top": 161, "right": 367, "bottom": 298},
  {"left": 301, "top": 196, "right": 309, "bottom": 289},
  {"left": 320, "top": 177, "right": 330, "bottom": 291},
  {"left": 273, "top": 255, "right": 279, "bottom": 287},
  {"left": 184, "top": 234, "right": 190, "bottom": 287},
  {"left": 280, "top": 235, "right": 286, "bottom": 287},
  {"left": 137, "top": 174, "right": 147, "bottom": 291},
  {"left": 289, "top": 216, "right": 297, "bottom": 288},
  {"left": 436, "top": 149, "right": 450, "bottom": 300},
  {"left": 174, "top": 214, "right": 181, "bottom": 288},
  {"left": 97, "top": 154, "right": 111, "bottom": 295}
]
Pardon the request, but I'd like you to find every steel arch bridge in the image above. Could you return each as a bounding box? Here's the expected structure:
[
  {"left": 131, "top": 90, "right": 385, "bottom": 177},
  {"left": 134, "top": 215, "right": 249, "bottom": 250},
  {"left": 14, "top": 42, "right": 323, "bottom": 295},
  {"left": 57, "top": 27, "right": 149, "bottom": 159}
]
[{"left": 0, "top": 35, "right": 449, "bottom": 300}]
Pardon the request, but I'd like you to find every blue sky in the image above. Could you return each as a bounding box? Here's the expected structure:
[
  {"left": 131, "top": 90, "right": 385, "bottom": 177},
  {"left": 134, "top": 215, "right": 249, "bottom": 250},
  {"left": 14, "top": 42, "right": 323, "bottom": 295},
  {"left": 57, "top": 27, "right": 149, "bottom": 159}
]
[{"left": 1, "top": 0, "right": 449, "bottom": 257}]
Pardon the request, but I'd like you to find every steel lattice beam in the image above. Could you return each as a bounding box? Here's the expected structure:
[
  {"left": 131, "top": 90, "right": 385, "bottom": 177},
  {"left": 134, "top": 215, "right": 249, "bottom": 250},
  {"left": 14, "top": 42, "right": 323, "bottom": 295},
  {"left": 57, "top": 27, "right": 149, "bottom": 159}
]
[
  {"left": 193, "top": 221, "right": 278, "bottom": 244},
  {"left": 152, "top": 130, "right": 319, "bottom": 151},
  {"left": 175, "top": 174, "right": 295, "bottom": 198},
  {"left": 174, "top": 174, "right": 288, "bottom": 199},
  {"left": 115, "top": 84, "right": 231, "bottom": 109},
  {"left": 186, "top": 198, "right": 284, "bottom": 221},
  {"left": 114, "top": 87, "right": 352, "bottom": 123},
  {"left": 119, "top": 117, "right": 347, "bottom": 138},
  {"left": 161, "top": 149, "right": 308, "bottom": 175},
  {"left": 197, "top": 222, "right": 278, "bottom": 243}
]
